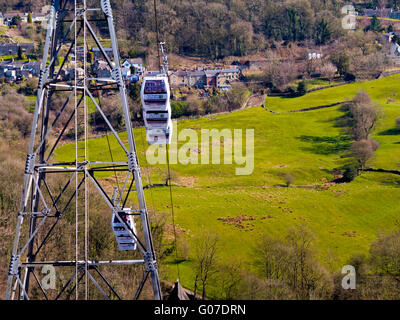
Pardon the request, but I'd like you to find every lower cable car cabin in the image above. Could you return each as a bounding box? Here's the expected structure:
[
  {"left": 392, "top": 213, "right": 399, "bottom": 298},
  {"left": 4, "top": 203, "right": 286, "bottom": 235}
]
[
  {"left": 144, "top": 110, "right": 171, "bottom": 129},
  {"left": 146, "top": 121, "right": 173, "bottom": 145},
  {"left": 111, "top": 209, "right": 138, "bottom": 251}
]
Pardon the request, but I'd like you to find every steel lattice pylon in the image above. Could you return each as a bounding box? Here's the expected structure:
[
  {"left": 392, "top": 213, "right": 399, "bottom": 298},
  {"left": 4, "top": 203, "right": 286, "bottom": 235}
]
[{"left": 5, "top": 0, "right": 162, "bottom": 300}]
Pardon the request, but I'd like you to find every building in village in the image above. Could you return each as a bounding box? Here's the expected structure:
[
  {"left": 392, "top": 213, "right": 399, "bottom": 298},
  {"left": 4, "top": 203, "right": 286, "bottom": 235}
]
[
  {"left": 169, "top": 67, "right": 240, "bottom": 90},
  {"left": 362, "top": 8, "right": 400, "bottom": 19},
  {"left": 121, "top": 58, "right": 145, "bottom": 77},
  {"left": 0, "top": 11, "right": 49, "bottom": 26},
  {"left": 59, "top": 67, "right": 85, "bottom": 81},
  {"left": 91, "top": 60, "right": 114, "bottom": 80},
  {"left": 91, "top": 47, "right": 113, "bottom": 60},
  {"left": 0, "top": 59, "right": 41, "bottom": 81},
  {"left": 381, "top": 33, "right": 400, "bottom": 65},
  {"left": 0, "top": 43, "right": 35, "bottom": 56}
]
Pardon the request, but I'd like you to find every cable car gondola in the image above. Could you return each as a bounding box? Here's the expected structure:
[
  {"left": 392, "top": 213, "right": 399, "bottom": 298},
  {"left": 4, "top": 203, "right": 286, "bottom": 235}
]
[
  {"left": 140, "top": 43, "right": 173, "bottom": 145},
  {"left": 146, "top": 120, "right": 173, "bottom": 145},
  {"left": 140, "top": 76, "right": 171, "bottom": 111},
  {"left": 111, "top": 209, "right": 138, "bottom": 251}
]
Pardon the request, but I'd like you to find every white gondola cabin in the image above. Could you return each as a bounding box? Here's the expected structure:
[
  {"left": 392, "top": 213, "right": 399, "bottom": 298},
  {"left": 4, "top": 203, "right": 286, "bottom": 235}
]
[
  {"left": 111, "top": 209, "right": 138, "bottom": 251},
  {"left": 141, "top": 73, "right": 173, "bottom": 145},
  {"left": 143, "top": 110, "right": 170, "bottom": 129},
  {"left": 146, "top": 120, "right": 173, "bottom": 145},
  {"left": 140, "top": 76, "right": 171, "bottom": 111}
]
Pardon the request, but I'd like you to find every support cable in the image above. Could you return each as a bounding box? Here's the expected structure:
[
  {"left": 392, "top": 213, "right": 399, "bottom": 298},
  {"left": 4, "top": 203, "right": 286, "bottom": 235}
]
[
  {"left": 166, "top": 145, "right": 180, "bottom": 281},
  {"left": 97, "top": 90, "right": 121, "bottom": 200},
  {"left": 153, "top": 0, "right": 161, "bottom": 71},
  {"left": 153, "top": 0, "right": 180, "bottom": 283}
]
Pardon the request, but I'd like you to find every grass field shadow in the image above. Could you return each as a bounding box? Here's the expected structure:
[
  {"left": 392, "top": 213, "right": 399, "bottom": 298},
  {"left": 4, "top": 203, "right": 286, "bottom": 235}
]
[
  {"left": 378, "top": 128, "right": 399, "bottom": 136},
  {"left": 298, "top": 135, "right": 351, "bottom": 155}
]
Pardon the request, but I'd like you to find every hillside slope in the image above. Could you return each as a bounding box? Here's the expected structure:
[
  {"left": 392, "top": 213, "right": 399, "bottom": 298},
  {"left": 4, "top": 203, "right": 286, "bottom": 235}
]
[{"left": 55, "top": 75, "right": 400, "bottom": 297}]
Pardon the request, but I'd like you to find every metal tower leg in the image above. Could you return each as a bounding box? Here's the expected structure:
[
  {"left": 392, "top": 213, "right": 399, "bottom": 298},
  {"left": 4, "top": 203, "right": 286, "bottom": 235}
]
[{"left": 5, "top": 0, "right": 162, "bottom": 300}]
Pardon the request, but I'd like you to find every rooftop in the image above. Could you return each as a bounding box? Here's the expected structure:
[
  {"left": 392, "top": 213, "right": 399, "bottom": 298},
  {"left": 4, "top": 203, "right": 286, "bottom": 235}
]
[{"left": 125, "top": 58, "right": 144, "bottom": 65}]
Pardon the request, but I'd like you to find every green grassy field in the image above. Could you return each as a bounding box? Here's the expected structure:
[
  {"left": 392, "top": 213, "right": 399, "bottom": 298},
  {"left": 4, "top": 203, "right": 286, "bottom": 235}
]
[{"left": 55, "top": 74, "right": 400, "bottom": 298}]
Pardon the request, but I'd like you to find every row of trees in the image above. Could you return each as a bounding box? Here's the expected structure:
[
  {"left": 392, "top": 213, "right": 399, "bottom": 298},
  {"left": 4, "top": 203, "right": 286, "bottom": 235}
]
[
  {"left": 184, "top": 224, "right": 400, "bottom": 300},
  {"left": 342, "top": 91, "right": 380, "bottom": 179},
  {"left": 168, "top": 83, "right": 250, "bottom": 119}
]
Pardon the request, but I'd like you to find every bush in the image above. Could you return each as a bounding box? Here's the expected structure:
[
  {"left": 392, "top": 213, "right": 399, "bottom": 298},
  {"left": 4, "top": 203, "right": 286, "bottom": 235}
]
[
  {"left": 171, "top": 101, "right": 189, "bottom": 118},
  {"left": 296, "top": 81, "right": 307, "bottom": 96},
  {"left": 287, "top": 86, "right": 296, "bottom": 96},
  {"left": 283, "top": 173, "right": 295, "bottom": 187},
  {"left": 342, "top": 163, "right": 359, "bottom": 182},
  {"left": 396, "top": 117, "right": 400, "bottom": 131},
  {"left": 344, "top": 72, "right": 356, "bottom": 82},
  {"left": 18, "top": 78, "right": 38, "bottom": 96}
]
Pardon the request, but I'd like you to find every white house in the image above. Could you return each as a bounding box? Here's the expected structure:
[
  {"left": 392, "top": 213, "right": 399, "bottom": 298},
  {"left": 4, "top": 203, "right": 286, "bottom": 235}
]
[
  {"left": 121, "top": 58, "right": 145, "bottom": 77},
  {"left": 308, "top": 52, "right": 323, "bottom": 60},
  {"left": 31, "top": 13, "right": 48, "bottom": 23},
  {"left": 382, "top": 33, "right": 400, "bottom": 65}
]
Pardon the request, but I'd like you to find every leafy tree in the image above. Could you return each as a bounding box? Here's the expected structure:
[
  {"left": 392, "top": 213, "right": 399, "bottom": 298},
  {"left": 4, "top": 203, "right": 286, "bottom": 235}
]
[
  {"left": 296, "top": 81, "right": 307, "bottom": 96},
  {"left": 27, "top": 12, "right": 33, "bottom": 24},
  {"left": 10, "top": 15, "right": 21, "bottom": 28},
  {"left": 17, "top": 46, "right": 23, "bottom": 60},
  {"left": 330, "top": 51, "right": 350, "bottom": 76},
  {"left": 87, "top": 51, "right": 94, "bottom": 63},
  {"left": 343, "top": 163, "right": 359, "bottom": 182},
  {"left": 365, "top": 15, "right": 383, "bottom": 32},
  {"left": 315, "top": 18, "right": 331, "bottom": 45}
]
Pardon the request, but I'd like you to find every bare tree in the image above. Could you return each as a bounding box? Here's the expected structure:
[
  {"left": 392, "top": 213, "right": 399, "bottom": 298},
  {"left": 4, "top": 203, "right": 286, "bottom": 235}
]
[
  {"left": 350, "top": 139, "right": 380, "bottom": 170},
  {"left": 253, "top": 225, "right": 333, "bottom": 300},
  {"left": 370, "top": 229, "right": 400, "bottom": 281},
  {"left": 193, "top": 232, "right": 219, "bottom": 299},
  {"left": 318, "top": 61, "right": 337, "bottom": 84},
  {"left": 349, "top": 91, "right": 379, "bottom": 141},
  {"left": 283, "top": 173, "right": 295, "bottom": 187},
  {"left": 377, "top": 0, "right": 387, "bottom": 17},
  {"left": 216, "top": 261, "right": 243, "bottom": 300}
]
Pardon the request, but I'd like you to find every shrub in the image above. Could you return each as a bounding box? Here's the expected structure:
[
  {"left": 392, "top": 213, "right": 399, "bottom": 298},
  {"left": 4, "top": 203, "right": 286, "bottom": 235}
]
[
  {"left": 343, "top": 163, "right": 359, "bottom": 182},
  {"left": 171, "top": 101, "right": 189, "bottom": 118},
  {"left": 296, "top": 81, "right": 307, "bottom": 96},
  {"left": 283, "top": 173, "right": 295, "bottom": 187},
  {"left": 396, "top": 117, "right": 400, "bottom": 131},
  {"left": 344, "top": 72, "right": 356, "bottom": 82}
]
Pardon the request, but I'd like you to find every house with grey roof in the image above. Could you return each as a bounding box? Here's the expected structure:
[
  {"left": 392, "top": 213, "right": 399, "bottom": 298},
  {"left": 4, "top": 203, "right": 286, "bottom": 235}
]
[
  {"left": 0, "top": 59, "right": 41, "bottom": 81},
  {"left": 91, "top": 47, "right": 113, "bottom": 60},
  {"left": 0, "top": 43, "right": 35, "bottom": 56},
  {"left": 169, "top": 67, "right": 240, "bottom": 90},
  {"left": 91, "top": 60, "right": 115, "bottom": 80}
]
